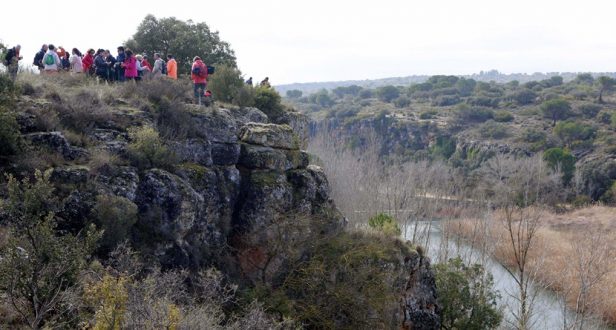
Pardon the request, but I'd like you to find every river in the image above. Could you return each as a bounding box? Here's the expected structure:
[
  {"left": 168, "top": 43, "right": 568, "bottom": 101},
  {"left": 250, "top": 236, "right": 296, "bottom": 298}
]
[{"left": 404, "top": 220, "right": 609, "bottom": 330}]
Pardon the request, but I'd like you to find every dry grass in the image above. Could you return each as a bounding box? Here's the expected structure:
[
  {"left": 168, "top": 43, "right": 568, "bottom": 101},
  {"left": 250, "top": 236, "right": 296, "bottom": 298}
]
[{"left": 445, "top": 206, "right": 616, "bottom": 325}]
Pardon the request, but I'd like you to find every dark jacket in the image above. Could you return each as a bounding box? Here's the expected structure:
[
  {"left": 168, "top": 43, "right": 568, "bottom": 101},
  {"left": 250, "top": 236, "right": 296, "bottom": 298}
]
[
  {"left": 94, "top": 55, "right": 108, "bottom": 75},
  {"left": 33, "top": 48, "right": 46, "bottom": 69},
  {"left": 4, "top": 48, "right": 16, "bottom": 65}
]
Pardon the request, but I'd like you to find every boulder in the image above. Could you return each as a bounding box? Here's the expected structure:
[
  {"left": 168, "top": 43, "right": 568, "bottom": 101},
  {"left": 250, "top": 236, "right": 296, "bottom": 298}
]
[
  {"left": 239, "top": 144, "right": 309, "bottom": 171},
  {"left": 171, "top": 138, "right": 213, "bottom": 166},
  {"left": 95, "top": 166, "right": 140, "bottom": 201},
  {"left": 399, "top": 254, "right": 441, "bottom": 330},
  {"left": 25, "top": 131, "right": 88, "bottom": 160},
  {"left": 50, "top": 165, "right": 90, "bottom": 185},
  {"left": 239, "top": 123, "right": 298, "bottom": 150},
  {"left": 211, "top": 142, "right": 241, "bottom": 165}
]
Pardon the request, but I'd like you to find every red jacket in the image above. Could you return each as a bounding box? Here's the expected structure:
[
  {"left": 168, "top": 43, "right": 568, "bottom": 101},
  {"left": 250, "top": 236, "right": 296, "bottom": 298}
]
[
  {"left": 191, "top": 60, "right": 208, "bottom": 84},
  {"left": 82, "top": 53, "right": 94, "bottom": 72},
  {"left": 142, "top": 59, "right": 152, "bottom": 71},
  {"left": 123, "top": 56, "right": 138, "bottom": 78}
]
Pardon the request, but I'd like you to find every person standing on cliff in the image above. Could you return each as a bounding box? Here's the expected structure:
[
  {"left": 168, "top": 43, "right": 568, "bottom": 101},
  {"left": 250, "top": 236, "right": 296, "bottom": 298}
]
[
  {"left": 33, "top": 44, "right": 48, "bottom": 71},
  {"left": 4, "top": 44, "right": 22, "bottom": 80},
  {"left": 191, "top": 56, "right": 208, "bottom": 105},
  {"left": 166, "top": 54, "right": 177, "bottom": 80},
  {"left": 260, "top": 77, "right": 271, "bottom": 88}
]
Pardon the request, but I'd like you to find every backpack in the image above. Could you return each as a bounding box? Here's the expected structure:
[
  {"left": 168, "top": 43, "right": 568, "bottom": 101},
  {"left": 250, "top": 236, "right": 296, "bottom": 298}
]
[
  {"left": 160, "top": 60, "right": 167, "bottom": 75},
  {"left": 207, "top": 65, "right": 215, "bottom": 74},
  {"left": 44, "top": 53, "right": 55, "bottom": 66}
]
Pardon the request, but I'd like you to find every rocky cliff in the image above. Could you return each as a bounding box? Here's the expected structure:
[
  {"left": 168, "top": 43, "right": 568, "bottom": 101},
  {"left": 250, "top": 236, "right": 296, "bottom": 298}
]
[{"left": 3, "top": 81, "right": 440, "bottom": 328}]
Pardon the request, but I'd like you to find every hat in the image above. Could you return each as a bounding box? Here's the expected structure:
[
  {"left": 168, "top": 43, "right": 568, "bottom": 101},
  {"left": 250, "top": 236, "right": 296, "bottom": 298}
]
[{"left": 193, "top": 56, "right": 201, "bottom": 61}]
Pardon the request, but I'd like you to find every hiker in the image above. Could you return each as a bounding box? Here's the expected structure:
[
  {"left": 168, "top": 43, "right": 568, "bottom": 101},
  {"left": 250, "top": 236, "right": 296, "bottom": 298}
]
[
  {"left": 141, "top": 54, "right": 152, "bottom": 71},
  {"left": 82, "top": 49, "right": 95, "bottom": 75},
  {"left": 246, "top": 77, "right": 253, "bottom": 86},
  {"left": 152, "top": 53, "right": 165, "bottom": 78},
  {"left": 105, "top": 50, "right": 116, "bottom": 81},
  {"left": 61, "top": 52, "right": 70, "bottom": 71},
  {"left": 135, "top": 54, "right": 148, "bottom": 80},
  {"left": 115, "top": 46, "right": 126, "bottom": 81},
  {"left": 56, "top": 46, "right": 67, "bottom": 61},
  {"left": 166, "top": 54, "right": 177, "bottom": 80},
  {"left": 69, "top": 48, "right": 83, "bottom": 73},
  {"left": 4, "top": 44, "right": 22, "bottom": 80},
  {"left": 191, "top": 56, "right": 208, "bottom": 105},
  {"left": 33, "top": 44, "right": 48, "bottom": 71},
  {"left": 122, "top": 49, "right": 138, "bottom": 81},
  {"left": 260, "top": 77, "right": 271, "bottom": 88},
  {"left": 94, "top": 49, "right": 110, "bottom": 80},
  {"left": 42, "top": 44, "right": 61, "bottom": 73}
]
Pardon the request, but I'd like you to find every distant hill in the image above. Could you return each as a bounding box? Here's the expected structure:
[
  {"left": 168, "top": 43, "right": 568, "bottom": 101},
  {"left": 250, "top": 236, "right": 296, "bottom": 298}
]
[{"left": 275, "top": 70, "right": 616, "bottom": 95}]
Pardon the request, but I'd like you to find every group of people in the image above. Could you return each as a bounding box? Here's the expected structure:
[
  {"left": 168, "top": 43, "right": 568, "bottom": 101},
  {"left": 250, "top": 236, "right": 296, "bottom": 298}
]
[
  {"left": 31, "top": 44, "right": 178, "bottom": 82},
  {"left": 4, "top": 43, "right": 271, "bottom": 106}
]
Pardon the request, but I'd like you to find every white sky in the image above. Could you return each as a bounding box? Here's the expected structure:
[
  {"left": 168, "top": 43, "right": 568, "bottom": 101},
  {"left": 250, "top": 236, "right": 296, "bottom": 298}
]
[{"left": 2, "top": 0, "right": 616, "bottom": 84}]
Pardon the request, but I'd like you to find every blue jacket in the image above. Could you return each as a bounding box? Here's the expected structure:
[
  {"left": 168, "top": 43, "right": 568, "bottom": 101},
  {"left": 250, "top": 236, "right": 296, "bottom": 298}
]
[
  {"left": 33, "top": 48, "right": 45, "bottom": 69},
  {"left": 94, "top": 55, "right": 108, "bottom": 75}
]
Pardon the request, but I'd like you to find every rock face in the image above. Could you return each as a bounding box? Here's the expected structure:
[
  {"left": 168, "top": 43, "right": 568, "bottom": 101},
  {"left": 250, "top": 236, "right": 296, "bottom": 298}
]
[{"left": 18, "top": 104, "right": 439, "bottom": 327}]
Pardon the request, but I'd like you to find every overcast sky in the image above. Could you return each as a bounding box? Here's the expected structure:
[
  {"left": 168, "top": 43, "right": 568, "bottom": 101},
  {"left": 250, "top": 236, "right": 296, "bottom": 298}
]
[{"left": 2, "top": 0, "right": 616, "bottom": 84}]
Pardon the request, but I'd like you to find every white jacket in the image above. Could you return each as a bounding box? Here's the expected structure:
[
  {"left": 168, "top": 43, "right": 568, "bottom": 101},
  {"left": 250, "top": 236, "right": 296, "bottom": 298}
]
[
  {"left": 69, "top": 54, "right": 83, "bottom": 73},
  {"left": 42, "top": 50, "right": 61, "bottom": 71}
]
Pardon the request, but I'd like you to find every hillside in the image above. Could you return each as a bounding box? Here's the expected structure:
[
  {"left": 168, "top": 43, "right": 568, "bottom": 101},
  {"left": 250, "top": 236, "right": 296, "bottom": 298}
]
[
  {"left": 291, "top": 74, "right": 616, "bottom": 205},
  {"left": 275, "top": 70, "right": 616, "bottom": 96},
  {"left": 0, "top": 73, "right": 441, "bottom": 329}
]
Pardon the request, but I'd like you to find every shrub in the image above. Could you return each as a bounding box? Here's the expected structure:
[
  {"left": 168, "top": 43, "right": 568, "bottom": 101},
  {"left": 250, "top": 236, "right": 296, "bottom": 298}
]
[
  {"left": 0, "top": 109, "right": 21, "bottom": 156},
  {"left": 435, "top": 257, "right": 502, "bottom": 330},
  {"left": 206, "top": 64, "right": 245, "bottom": 104},
  {"left": 511, "top": 89, "right": 537, "bottom": 105},
  {"left": 0, "top": 73, "right": 18, "bottom": 107},
  {"left": 419, "top": 110, "right": 438, "bottom": 119},
  {"left": 234, "top": 84, "right": 256, "bottom": 108},
  {"left": 543, "top": 147, "right": 576, "bottom": 185},
  {"left": 254, "top": 87, "right": 285, "bottom": 122},
  {"left": 454, "top": 104, "right": 494, "bottom": 123},
  {"left": 577, "top": 103, "right": 602, "bottom": 118},
  {"left": 376, "top": 85, "right": 400, "bottom": 103},
  {"left": 285, "top": 89, "right": 303, "bottom": 98},
  {"left": 393, "top": 95, "right": 411, "bottom": 108},
  {"left": 156, "top": 99, "right": 198, "bottom": 139},
  {"left": 57, "top": 88, "right": 114, "bottom": 133},
  {"left": 127, "top": 126, "right": 176, "bottom": 170},
  {"left": 553, "top": 121, "right": 596, "bottom": 145},
  {"left": 432, "top": 95, "right": 460, "bottom": 106},
  {"left": 522, "top": 128, "right": 546, "bottom": 143},
  {"left": 368, "top": 213, "right": 401, "bottom": 236},
  {"left": 358, "top": 88, "right": 373, "bottom": 99},
  {"left": 93, "top": 195, "right": 138, "bottom": 255},
  {"left": 493, "top": 110, "right": 514, "bottom": 122},
  {"left": 479, "top": 120, "right": 508, "bottom": 139},
  {"left": 467, "top": 96, "right": 499, "bottom": 108},
  {"left": 430, "top": 135, "right": 456, "bottom": 159}
]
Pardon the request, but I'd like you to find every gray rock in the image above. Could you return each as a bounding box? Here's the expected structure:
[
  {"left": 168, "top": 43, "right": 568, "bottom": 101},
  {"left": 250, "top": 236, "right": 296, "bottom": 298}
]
[
  {"left": 239, "top": 123, "right": 299, "bottom": 150},
  {"left": 25, "top": 131, "right": 88, "bottom": 160},
  {"left": 95, "top": 166, "right": 140, "bottom": 201},
  {"left": 400, "top": 254, "right": 441, "bottom": 330},
  {"left": 51, "top": 166, "right": 89, "bottom": 185},
  {"left": 239, "top": 144, "right": 308, "bottom": 171},
  {"left": 171, "top": 138, "right": 213, "bottom": 166},
  {"left": 211, "top": 142, "right": 241, "bottom": 165}
]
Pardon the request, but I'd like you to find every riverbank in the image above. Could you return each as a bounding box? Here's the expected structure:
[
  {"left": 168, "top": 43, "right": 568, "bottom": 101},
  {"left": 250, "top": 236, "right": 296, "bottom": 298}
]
[{"left": 443, "top": 205, "right": 616, "bottom": 326}]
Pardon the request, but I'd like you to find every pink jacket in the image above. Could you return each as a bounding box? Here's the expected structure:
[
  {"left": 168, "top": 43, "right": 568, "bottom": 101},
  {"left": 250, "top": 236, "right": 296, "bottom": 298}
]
[{"left": 124, "top": 56, "right": 138, "bottom": 78}]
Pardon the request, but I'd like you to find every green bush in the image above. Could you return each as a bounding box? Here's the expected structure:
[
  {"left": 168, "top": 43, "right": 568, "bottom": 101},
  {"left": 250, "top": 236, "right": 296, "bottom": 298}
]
[
  {"left": 419, "top": 110, "right": 438, "bottom": 119},
  {"left": 0, "top": 109, "right": 21, "bottom": 156},
  {"left": 493, "top": 110, "right": 514, "bottom": 122},
  {"left": 234, "top": 84, "right": 256, "bottom": 108},
  {"left": 93, "top": 195, "right": 138, "bottom": 255},
  {"left": 254, "top": 87, "right": 286, "bottom": 122},
  {"left": 479, "top": 120, "right": 508, "bottom": 139},
  {"left": 393, "top": 95, "right": 411, "bottom": 108},
  {"left": 207, "top": 64, "right": 245, "bottom": 104},
  {"left": 543, "top": 147, "right": 576, "bottom": 185},
  {"left": 522, "top": 128, "right": 546, "bottom": 143},
  {"left": 553, "top": 121, "right": 596, "bottom": 145},
  {"left": 467, "top": 96, "right": 499, "bottom": 108},
  {"left": 368, "top": 213, "right": 401, "bottom": 236},
  {"left": 435, "top": 257, "right": 502, "bottom": 330},
  {"left": 577, "top": 103, "right": 602, "bottom": 118},
  {"left": 127, "top": 126, "right": 176, "bottom": 170},
  {"left": 511, "top": 89, "right": 537, "bottom": 105},
  {"left": 454, "top": 104, "right": 494, "bottom": 123},
  {"left": 432, "top": 95, "right": 461, "bottom": 106},
  {"left": 376, "top": 85, "right": 400, "bottom": 103},
  {"left": 0, "top": 73, "right": 18, "bottom": 107},
  {"left": 430, "top": 135, "right": 456, "bottom": 159}
]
